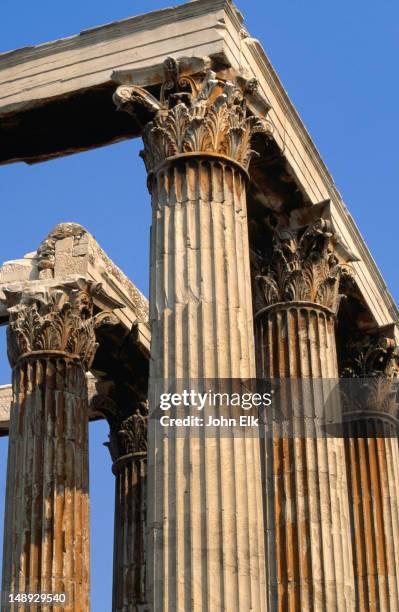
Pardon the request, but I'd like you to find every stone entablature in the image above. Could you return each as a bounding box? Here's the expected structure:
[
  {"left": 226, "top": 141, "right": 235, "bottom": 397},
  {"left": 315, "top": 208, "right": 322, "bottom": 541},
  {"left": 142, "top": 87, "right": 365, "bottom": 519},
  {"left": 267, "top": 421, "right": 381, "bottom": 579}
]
[
  {"left": 0, "top": 222, "right": 150, "bottom": 350},
  {"left": 0, "top": 0, "right": 231, "bottom": 116}
]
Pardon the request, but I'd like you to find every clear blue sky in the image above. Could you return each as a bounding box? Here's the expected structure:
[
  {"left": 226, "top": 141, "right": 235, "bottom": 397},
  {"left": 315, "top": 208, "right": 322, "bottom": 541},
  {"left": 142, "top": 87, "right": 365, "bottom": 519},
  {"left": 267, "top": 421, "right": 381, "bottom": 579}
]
[{"left": 0, "top": 0, "right": 398, "bottom": 609}]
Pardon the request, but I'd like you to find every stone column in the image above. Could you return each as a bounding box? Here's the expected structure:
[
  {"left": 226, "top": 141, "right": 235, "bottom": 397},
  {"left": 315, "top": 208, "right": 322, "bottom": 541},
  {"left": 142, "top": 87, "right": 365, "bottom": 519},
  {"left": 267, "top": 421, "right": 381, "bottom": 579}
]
[
  {"left": 98, "top": 395, "right": 148, "bottom": 612},
  {"left": 114, "top": 59, "right": 273, "bottom": 611},
  {"left": 254, "top": 217, "right": 356, "bottom": 610},
  {"left": 340, "top": 332, "right": 399, "bottom": 611},
  {"left": 1, "top": 280, "right": 101, "bottom": 611}
]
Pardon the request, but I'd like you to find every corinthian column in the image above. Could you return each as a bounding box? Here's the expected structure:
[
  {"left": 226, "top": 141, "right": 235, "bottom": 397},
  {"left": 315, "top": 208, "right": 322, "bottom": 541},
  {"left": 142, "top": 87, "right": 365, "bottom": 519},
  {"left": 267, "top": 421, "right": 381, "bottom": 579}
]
[
  {"left": 254, "top": 216, "right": 356, "bottom": 610},
  {"left": 1, "top": 279, "right": 102, "bottom": 611},
  {"left": 341, "top": 332, "right": 399, "bottom": 611},
  {"left": 97, "top": 395, "right": 148, "bottom": 612},
  {"left": 114, "top": 58, "right": 273, "bottom": 611}
]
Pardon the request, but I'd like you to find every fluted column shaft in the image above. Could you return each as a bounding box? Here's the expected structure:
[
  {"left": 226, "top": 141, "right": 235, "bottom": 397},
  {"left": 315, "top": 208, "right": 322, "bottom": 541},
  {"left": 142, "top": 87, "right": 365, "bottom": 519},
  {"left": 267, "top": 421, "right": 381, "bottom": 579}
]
[
  {"left": 341, "top": 334, "right": 399, "bottom": 611},
  {"left": 112, "top": 454, "right": 147, "bottom": 612},
  {"left": 147, "top": 157, "right": 266, "bottom": 612},
  {"left": 2, "top": 354, "right": 90, "bottom": 611},
  {"left": 103, "top": 403, "right": 148, "bottom": 612},
  {"left": 0, "top": 279, "right": 102, "bottom": 612},
  {"left": 114, "top": 62, "right": 273, "bottom": 611},
  {"left": 256, "top": 301, "right": 355, "bottom": 611},
  {"left": 345, "top": 416, "right": 399, "bottom": 611},
  {"left": 149, "top": 158, "right": 255, "bottom": 381}
]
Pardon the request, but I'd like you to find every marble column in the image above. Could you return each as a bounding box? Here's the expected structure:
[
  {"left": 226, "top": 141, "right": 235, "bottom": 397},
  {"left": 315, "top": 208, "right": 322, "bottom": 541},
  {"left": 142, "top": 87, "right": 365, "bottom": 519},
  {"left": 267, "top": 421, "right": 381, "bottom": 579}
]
[
  {"left": 114, "top": 59, "right": 273, "bottom": 611},
  {"left": 341, "top": 332, "right": 399, "bottom": 611},
  {"left": 254, "top": 217, "right": 356, "bottom": 610},
  {"left": 1, "top": 280, "right": 100, "bottom": 611},
  {"left": 100, "top": 396, "right": 148, "bottom": 612}
]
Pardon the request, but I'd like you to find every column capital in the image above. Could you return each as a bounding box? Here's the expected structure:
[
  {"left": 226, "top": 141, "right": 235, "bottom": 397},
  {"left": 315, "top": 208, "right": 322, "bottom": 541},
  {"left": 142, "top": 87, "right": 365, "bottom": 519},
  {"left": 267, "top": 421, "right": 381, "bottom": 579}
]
[
  {"left": 113, "top": 56, "right": 273, "bottom": 175},
  {"left": 254, "top": 212, "right": 355, "bottom": 315},
  {"left": 2, "top": 278, "right": 114, "bottom": 370},
  {"left": 108, "top": 410, "right": 148, "bottom": 466},
  {"left": 341, "top": 327, "right": 399, "bottom": 421},
  {"left": 95, "top": 394, "right": 148, "bottom": 464},
  {"left": 341, "top": 327, "right": 399, "bottom": 379}
]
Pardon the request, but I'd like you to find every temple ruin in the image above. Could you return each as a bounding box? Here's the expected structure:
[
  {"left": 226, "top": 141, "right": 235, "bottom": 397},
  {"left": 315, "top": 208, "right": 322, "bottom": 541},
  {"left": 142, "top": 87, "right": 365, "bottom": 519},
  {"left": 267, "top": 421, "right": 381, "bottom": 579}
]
[{"left": 0, "top": 1, "right": 398, "bottom": 610}]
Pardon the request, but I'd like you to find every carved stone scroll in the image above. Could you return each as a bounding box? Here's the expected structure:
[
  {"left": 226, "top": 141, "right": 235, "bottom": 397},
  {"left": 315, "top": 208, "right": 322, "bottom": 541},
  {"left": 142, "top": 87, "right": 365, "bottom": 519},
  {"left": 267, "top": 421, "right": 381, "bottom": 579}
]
[
  {"left": 4, "top": 278, "right": 104, "bottom": 368},
  {"left": 114, "top": 56, "right": 273, "bottom": 176}
]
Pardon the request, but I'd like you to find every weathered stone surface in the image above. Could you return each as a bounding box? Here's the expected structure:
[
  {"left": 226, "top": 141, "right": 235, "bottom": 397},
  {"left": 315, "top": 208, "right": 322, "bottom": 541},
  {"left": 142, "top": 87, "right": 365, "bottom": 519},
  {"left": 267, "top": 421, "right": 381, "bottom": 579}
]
[
  {"left": 3, "top": 358, "right": 91, "bottom": 612},
  {"left": 0, "top": 223, "right": 150, "bottom": 350},
  {"left": 96, "top": 395, "right": 148, "bottom": 611},
  {"left": 0, "top": 385, "right": 11, "bottom": 432},
  {"left": 0, "top": 373, "right": 105, "bottom": 435},
  {"left": 0, "top": 280, "right": 102, "bottom": 611},
  {"left": 112, "top": 457, "right": 147, "bottom": 612},
  {"left": 0, "top": 224, "right": 151, "bottom": 612},
  {"left": 116, "top": 59, "right": 268, "bottom": 611},
  {"left": 254, "top": 209, "right": 356, "bottom": 610},
  {"left": 0, "top": 228, "right": 151, "bottom": 611},
  {"left": 114, "top": 57, "right": 273, "bottom": 175},
  {"left": 341, "top": 329, "right": 399, "bottom": 611},
  {"left": 0, "top": 0, "right": 230, "bottom": 116},
  {"left": 3, "top": 279, "right": 107, "bottom": 369},
  {"left": 254, "top": 217, "right": 352, "bottom": 315}
]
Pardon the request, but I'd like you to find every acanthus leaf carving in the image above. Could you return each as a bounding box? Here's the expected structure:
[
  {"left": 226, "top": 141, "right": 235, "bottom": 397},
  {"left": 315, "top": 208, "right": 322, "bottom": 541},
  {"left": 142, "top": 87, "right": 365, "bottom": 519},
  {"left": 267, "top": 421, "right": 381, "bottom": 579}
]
[
  {"left": 341, "top": 332, "right": 399, "bottom": 379},
  {"left": 97, "top": 396, "right": 148, "bottom": 462},
  {"left": 113, "top": 57, "right": 273, "bottom": 173},
  {"left": 91, "top": 390, "right": 148, "bottom": 462},
  {"left": 254, "top": 218, "right": 352, "bottom": 313},
  {"left": 2, "top": 279, "right": 114, "bottom": 370},
  {"left": 340, "top": 331, "right": 399, "bottom": 419},
  {"left": 113, "top": 409, "right": 148, "bottom": 459}
]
